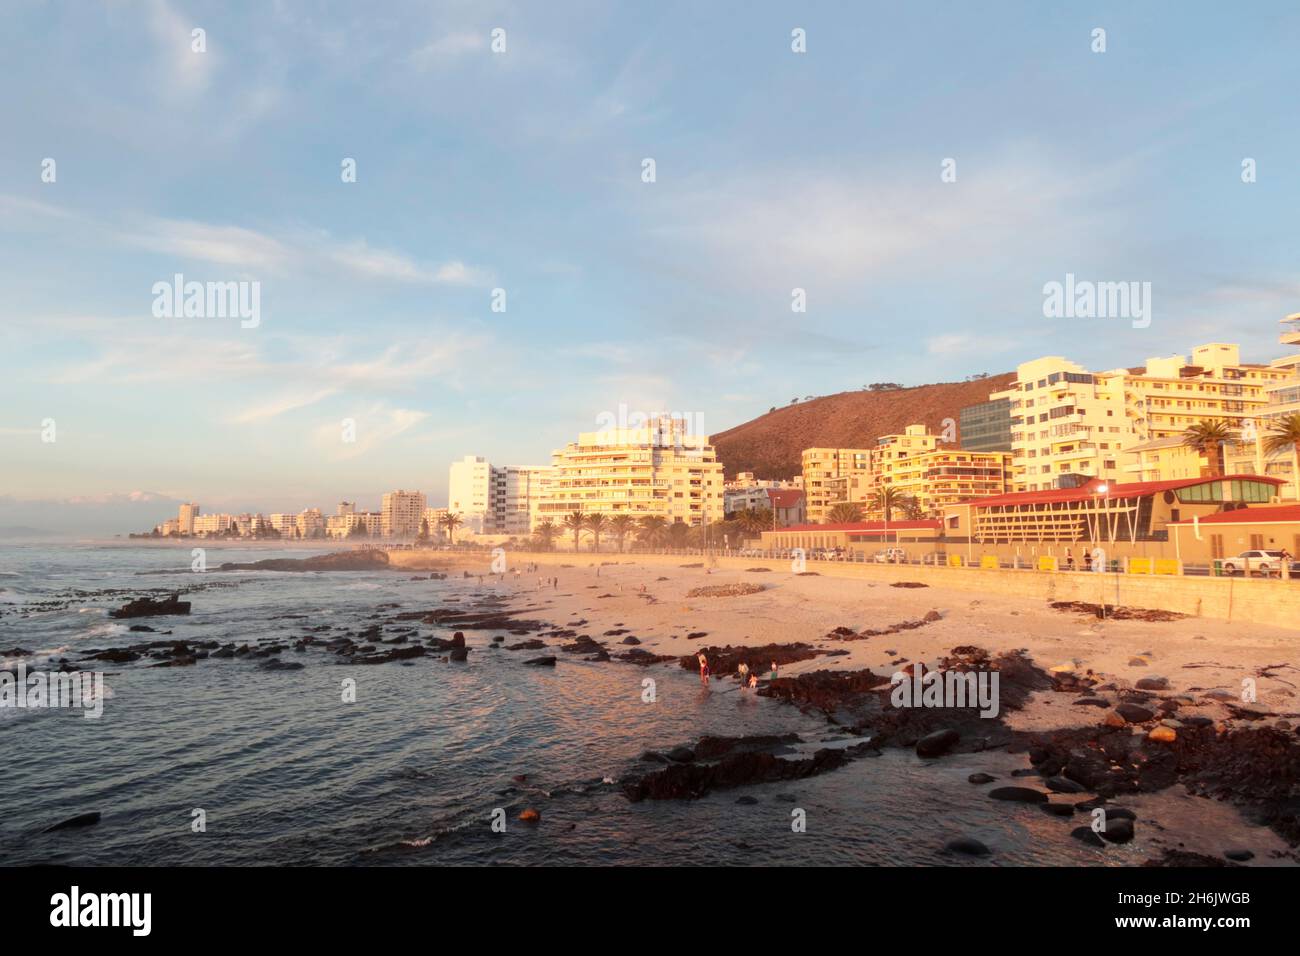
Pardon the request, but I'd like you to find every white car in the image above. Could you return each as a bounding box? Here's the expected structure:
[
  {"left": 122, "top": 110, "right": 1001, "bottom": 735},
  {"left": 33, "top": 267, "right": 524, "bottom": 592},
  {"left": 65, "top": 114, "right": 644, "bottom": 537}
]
[
  {"left": 1220, "top": 550, "right": 1288, "bottom": 577},
  {"left": 873, "top": 547, "right": 907, "bottom": 564}
]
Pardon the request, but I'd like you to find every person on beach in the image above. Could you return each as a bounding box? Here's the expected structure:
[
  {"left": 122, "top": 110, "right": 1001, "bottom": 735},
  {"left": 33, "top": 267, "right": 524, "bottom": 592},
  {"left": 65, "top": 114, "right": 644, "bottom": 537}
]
[
  {"left": 1064, "top": 549, "right": 1075, "bottom": 571},
  {"left": 748, "top": 673, "right": 759, "bottom": 690},
  {"left": 697, "top": 653, "right": 709, "bottom": 685},
  {"left": 769, "top": 661, "right": 778, "bottom": 681},
  {"left": 1083, "top": 552, "right": 1093, "bottom": 572},
  {"left": 738, "top": 661, "right": 749, "bottom": 687}
]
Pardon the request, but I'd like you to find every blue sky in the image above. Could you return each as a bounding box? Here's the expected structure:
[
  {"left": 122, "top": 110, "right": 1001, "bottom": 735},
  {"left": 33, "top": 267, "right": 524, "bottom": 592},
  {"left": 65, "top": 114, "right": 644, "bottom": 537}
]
[{"left": 2, "top": 0, "right": 1298, "bottom": 532}]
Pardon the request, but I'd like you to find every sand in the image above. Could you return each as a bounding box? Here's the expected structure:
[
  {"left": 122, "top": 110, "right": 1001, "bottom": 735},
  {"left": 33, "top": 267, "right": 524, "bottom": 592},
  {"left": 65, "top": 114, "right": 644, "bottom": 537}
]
[{"left": 413, "top": 550, "right": 1300, "bottom": 733}]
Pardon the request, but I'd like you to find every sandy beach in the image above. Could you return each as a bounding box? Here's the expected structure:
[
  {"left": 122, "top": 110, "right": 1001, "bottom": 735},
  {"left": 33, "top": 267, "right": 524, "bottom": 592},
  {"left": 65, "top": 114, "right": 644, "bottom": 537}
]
[{"left": 401, "top": 550, "right": 1300, "bottom": 734}]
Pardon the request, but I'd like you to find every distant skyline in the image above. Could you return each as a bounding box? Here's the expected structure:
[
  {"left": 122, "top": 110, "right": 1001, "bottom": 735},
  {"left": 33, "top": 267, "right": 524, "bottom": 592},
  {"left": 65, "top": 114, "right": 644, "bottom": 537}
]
[{"left": 3, "top": 1, "right": 1299, "bottom": 527}]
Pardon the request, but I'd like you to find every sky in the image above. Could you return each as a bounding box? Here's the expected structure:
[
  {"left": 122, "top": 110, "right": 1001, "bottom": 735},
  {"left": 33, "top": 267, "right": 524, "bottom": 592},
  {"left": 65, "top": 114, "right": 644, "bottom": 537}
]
[{"left": 2, "top": 0, "right": 1298, "bottom": 534}]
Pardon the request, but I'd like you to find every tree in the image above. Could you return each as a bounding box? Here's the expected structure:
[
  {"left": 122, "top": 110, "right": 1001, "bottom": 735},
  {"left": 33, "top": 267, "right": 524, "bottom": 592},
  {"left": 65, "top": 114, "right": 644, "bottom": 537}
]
[
  {"left": 440, "top": 511, "right": 463, "bottom": 545},
  {"left": 609, "top": 514, "right": 636, "bottom": 553},
  {"left": 636, "top": 515, "right": 668, "bottom": 547},
  {"left": 1182, "top": 419, "right": 1239, "bottom": 477},
  {"left": 418, "top": 517, "right": 430, "bottom": 544},
  {"left": 584, "top": 512, "right": 608, "bottom": 552},
  {"left": 349, "top": 520, "right": 368, "bottom": 539},
  {"left": 899, "top": 495, "right": 924, "bottom": 521},
  {"left": 562, "top": 509, "right": 585, "bottom": 552},
  {"left": 873, "top": 486, "right": 904, "bottom": 523},
  {"left": 666, "top": 520, "right": 691, "bottom": 547},
  {"left": 737, "top": 507, "right": 774, "bottom": 536},
  {"left": 1263, "top": 413, "right": 1300, "bottom": 500},
  {"left": 533, "top": 520, "right": 559, "bottom": 551},
  {"left": 826, "top": 502, "right": 864, "bottom": 523}
]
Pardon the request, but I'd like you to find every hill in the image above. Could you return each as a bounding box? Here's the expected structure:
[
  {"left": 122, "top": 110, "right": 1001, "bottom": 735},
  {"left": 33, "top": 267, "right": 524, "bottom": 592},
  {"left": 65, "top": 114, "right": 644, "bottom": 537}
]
[{"left": 710, "top": 373, "right": 1015, "bottom": 479}]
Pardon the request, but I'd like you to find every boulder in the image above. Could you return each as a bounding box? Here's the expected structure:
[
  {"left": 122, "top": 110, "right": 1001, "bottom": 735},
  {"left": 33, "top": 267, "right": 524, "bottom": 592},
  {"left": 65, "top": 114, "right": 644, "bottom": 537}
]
[
  {"left": 967, "top": 773, "right": 997, "bottom": 785},
  {"left": 944, "top": 836, "right": 990, "bottom": 856},
  {"left": 523, "top": 656, "right": 557, "bottom": 667},
  {"left": 916, "top": 728, "right": 960, "bottom": 758},
  {"left": 1099, "top": 818, "right": 1134, "bottom": 844},
  {"left": 988, "top": 787, "right": 1048, "bottom": 804},
  {"left": 1116, "top": 702, "right": 1155, "bottom": 723}
]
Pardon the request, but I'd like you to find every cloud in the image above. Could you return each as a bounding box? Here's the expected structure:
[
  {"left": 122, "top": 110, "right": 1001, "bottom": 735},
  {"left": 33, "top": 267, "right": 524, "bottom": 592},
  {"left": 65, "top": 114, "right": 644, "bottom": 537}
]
[
  {"left": 411, "top": 31, "right": 486, "bottom": 70},
  {"left": 311, "top": 403, "right": 429, "bottom": 459},
  {"left": 147, "top": 0, "right": 217, "bottom": 97}
]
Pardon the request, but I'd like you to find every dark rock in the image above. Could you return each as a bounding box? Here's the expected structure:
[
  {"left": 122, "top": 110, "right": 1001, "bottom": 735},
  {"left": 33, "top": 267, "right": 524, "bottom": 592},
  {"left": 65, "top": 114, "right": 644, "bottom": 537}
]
[
  {"left": 1135, "top": 677, "right": 1169, "bottom": 691},
  {"left": 1224, "top": 848, "right": 1255, "bottom": 862},
  {"left": 1100, "top": 818, "right": 1134, "bottom": 844},
  {"left": 43, "top": 811, "right": 101, "bottom": 833},
  {"left": 448, "top": 647, "right": 469, "bottom": 662},
  {"left": 109, "top": 593, "right": 191, "bottom": 618},
  {"left": 916, "top": 728, "right": 960, "bottom": 758},
  {"left": 1046, "top": 775, "right": 1086, "bottom": 794},
  {"left": 1071, "top": 826, "right": 1106, "bottom": 847},
  {"left": 667, "top": 746, "right": 696, "bottom": 763},
  {"left": 988, "top": 786, "right": 1048, "bottom": 804},
  {"left": 1116, "top": 703, "right": 1155, "bottom": 723},
  {"left": 523, "top": 656, "right": 557, "bottom": 667},
  {"left": 944, "top": 836, "right": 990, "bottom": 856},
  {"left": 735, "top": 795, "right": 758, "bottom": 805},
  {"left": 1041, "top": 801, "right": 1075, "bottom": 817},
  {"left": 967, "top": 773, "right": 997, "bottom": 785}
]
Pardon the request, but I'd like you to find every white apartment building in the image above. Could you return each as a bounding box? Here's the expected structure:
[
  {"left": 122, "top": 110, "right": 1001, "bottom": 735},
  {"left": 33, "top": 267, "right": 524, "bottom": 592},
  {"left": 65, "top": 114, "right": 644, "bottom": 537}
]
[
  {"left": 537, "top": 416, "right": 724, "bottom": 527},
  {"left": 448, "top": 455, "right": 493, "bottom": 534},
  {"left": 296, "top": 508, "right": 325, "bottom": 539},
  {"left": 492, "top": 465, "right": 553, "bottom": 534},
  {"left": 991, "top": 357, "right": 1133, "bottom": 493},
  {"left": 381, "top": 489, "right": 427, "bottom": 539},
  {"left": 178, "top": 502, "right": 200, "bottom": 535}
]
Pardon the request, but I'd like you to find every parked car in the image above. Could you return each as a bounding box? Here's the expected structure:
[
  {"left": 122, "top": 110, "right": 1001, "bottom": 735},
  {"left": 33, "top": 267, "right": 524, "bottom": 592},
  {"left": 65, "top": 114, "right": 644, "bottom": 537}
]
[
  {"left": 1220, "top": 550, "right": 1288, "bottom": 577},
  {"left": 873, "top": 547, "right": 907, "bottom": 564}
]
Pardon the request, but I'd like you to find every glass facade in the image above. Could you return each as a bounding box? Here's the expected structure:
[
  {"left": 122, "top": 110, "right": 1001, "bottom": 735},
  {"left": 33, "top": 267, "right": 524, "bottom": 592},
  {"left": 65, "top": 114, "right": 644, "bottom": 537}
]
[{"left": 959, "top": 398, "right": 1013, "bottom": 452}]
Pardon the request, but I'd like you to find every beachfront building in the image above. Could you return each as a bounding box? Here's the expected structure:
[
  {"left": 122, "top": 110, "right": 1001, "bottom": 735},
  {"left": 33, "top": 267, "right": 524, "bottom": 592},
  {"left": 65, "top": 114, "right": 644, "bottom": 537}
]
[
  {"left": 1225, "top": 314, "right": 1300, "bottom": 499},
  {"left": 943, "top": 474, "right": 1285, "bottom": 565},
  {"left": 758, "top": 519, "right": 944, "bottom": 556},
  {"left": 268, "top": 513, "right": 296, "bottom": 535},
  {"left": 958, "top": 398, "right": 1013, "bottom": 452},
  {"left": 990, "top": 357, "right": 1133, "bottom": 494},
  {"left": 422, "top": 507, "right": 448, "bottom": 540},
  {"left": 381, "top": 490, "right": 427, "bottom": 539},
  {"left": 178, "top": 502, "right": 200, "bottom": 535},
  {"left": 723, "top": 472, "right": 801, "bottom": 515},
  {"left": 490, "top": 465, "right": 553, "bottom": 535},
  {"left": 296, "top": 508, "right": 324, "bottom": 539},
  {"left": 192, "top": 513, "right": 235, "bottom": 535},
  {"left": 870, "top": 425, "right": 1011, "bottom": 518},
  {"left": 801, "top": 447, "right": 872, "bottom": 523},
  {"left": 1168, "top": 503, "right": 1300, "bottom": 564},
  {"left": 448, "top": 455, "right": 493, "bottom": 534},
  {"left": 536, "top": 415, "right": 724, "bottom": 528}
]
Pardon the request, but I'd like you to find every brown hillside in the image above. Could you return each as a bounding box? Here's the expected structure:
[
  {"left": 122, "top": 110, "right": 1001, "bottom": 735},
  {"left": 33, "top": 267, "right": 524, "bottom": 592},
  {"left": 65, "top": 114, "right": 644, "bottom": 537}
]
[{"left": 711, "top": 373, "right": 1015, "bottom": 479}]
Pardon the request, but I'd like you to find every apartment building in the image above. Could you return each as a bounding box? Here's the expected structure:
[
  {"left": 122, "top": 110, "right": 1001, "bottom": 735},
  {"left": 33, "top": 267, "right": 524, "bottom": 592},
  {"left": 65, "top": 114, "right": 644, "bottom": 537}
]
[
  {"left": 801, "top": 447, "right": 872, "bottom": 522},
  {"left": 491, "top": 465, "right": 553, "bottom": 535},
  {"left": 990, "top": 357, "right": 1133, "bottom": 493},
  {"left": 1227, "top": 315, "right": 1300, "bottom": 498},
  {"left": 296, "top": 508, "right": 325, "bottom": 539},
  {"left": 381, "top": 489, "right": 427, "bottom": 539},
  {"left": 178, "top": 502, "right": 200, "bottom": 535},
  {"left": 448, "top": 455, "right": 493, "bottom": 534},
  {"left": 871, "top": 425, "right": 1010, "bottom": 517},
  {"left": 958, "top": 398, "right": 1013, "bottom": 452},
  {"left": 537, "top": 416, "right": 723, "bottom": 527}
]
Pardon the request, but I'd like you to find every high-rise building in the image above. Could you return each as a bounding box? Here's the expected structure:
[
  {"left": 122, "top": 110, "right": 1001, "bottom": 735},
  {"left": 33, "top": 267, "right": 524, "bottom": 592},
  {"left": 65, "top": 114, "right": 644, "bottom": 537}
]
[
  {"left": 958, "top": 398, "right": 1013, "bottom": 452},
  {"left": 296, "top": 508, "right": 324, "bottom": 539},
  {"left": 491, "top": 465, "right": 552, "bottom": 535},
  {"left": 801, "top": 448, "right": 872, "bottom": 523},
  {"left": 381, "top": 490, "right": 427, "bottom": 539},
  {"left": 537, "top": 416, "right": 723, "bottom": 529},
  {"left": 178, "top": 502, "right": 200, "bottom": 535},
  {"left": 869, "top": 424, "right": 1010, "bottom": 517},
  {"left": 448, "top": 455, "right": 492, "bottom": 534}
]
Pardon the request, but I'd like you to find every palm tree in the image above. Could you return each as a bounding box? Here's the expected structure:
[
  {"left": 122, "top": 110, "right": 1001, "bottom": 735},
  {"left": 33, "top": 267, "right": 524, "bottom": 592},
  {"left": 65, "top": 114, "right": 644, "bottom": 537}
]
[
  {"left": 637, "top": 515, "right": 669, "bottom": 547},
  {"left": 609, "top": 514, "right": 636, "bottom": 552},
  {"left": 533, "top": 520, "right": 559, "bottom": 551},
  {"left": 899, "top": 495, "right": 924, "bottom": 521},
  {"left": 1263, "top": 413, "right": 1300, "bottom": 500},
  {"left": 584, "top": 512, "right": 608, "bottom": 552},
  {"left": 873, "top": 486, "right": 904, "bottom": 523},
  {"left": 562, "top": 509, "right": 585, "bottom": 553},
  {"left": 665, "top": 520, "right": 691, "bottom": 548},
  {"left": 1182, "top": 419, "right": 1239, "bottom": 477},
  {"left": 417, "top": 517, "right": 430, "bottom": 544},
  {"left": 737, "top": 508, "right": 773, "bottom": 536},
  {"left": 440, "top": 511, "right": 463, "bottom": 545},
  {"left": 826, "top": 502, "right": 864, "bottom": 523}
]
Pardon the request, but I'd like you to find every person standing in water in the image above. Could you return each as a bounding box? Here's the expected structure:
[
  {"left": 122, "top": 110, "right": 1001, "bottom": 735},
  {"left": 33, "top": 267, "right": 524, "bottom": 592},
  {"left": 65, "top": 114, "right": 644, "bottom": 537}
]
[
  {"left": 738, "top": 661, "right": 749, "bottom": 688},
  {"left": 697, "top": 652, "right": 710, "bottom": 685}
]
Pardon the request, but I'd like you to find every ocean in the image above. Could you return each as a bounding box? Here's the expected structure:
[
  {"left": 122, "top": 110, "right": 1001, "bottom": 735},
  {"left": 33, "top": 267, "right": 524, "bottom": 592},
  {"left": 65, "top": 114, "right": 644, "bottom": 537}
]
[{"left": 0, "top": 543, "right": 1279, "bottom": 866}]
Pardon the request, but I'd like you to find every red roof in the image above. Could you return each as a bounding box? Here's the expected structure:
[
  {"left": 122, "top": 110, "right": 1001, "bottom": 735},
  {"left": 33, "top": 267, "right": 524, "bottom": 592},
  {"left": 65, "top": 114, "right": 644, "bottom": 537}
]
[
  {"left": 1170, "top": 504, "right": 1300, "bottom": 525},
  {"left": 768, "top": 520, "right": 942, "bottom": 533},
  {"left": 765, "top": 489, "right": 804, "bottom": 509},
  {"left": 957, "top": 475, "right": 1283, "bottom": 509}
]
